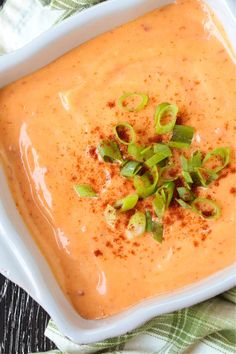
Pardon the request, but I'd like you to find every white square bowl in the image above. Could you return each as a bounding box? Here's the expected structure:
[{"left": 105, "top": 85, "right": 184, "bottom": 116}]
[{"left": 0, "top": 0, "right": 235, "bottom": 344}]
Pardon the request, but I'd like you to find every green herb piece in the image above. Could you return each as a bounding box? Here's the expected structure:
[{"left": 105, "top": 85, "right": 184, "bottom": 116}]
[
  {"left": 128, "top": 143, "right": 145, "bottom": 161},
  {"left": 158, "top": 181, "right": 175, "bottom": 208},
  {"left": 169, "top": 124, "right": 195, "bottom": 149},
  {"left": 118, "top": 92, "right": 149, "bottom": 112},
  {"left": 154, "top": 102, "right": 178, "bottom": 134},
  {"left": 145, "top": 144, "right": 172, "bottom": 168},
  {"left": 74, "top": 184, "right": 97, "bottom": 198},
  {"left": 159, "top": 164, "right": 179, "bottom": 184},
  {"left": 104, "top": 204, "right": 117, "bottom": 229},
  {"left": 152, "top": 222, "right": 163, "bottom": 243},
  {"left": 97, "top": 140, "right": 123, "bottom": 163},
  {"left": 120, "top": 160, "right": 142, "bottom": 177},
  {"left": 176, "top": 198, "right": 192, "bottom": 209},
  {"left": 202, "top": 147, "right": 230, "bottom": 173},
  {"left": 145, "top": 210, "right": 153, "bottom": 232},
  {"left": 141, "top": 146, "right": 154, "bottom": 160},
  {"left": 145, "top": 210, "right": 163, "bottom": 243},
  {"left": 126, "top": 211, "right": 146, "bottom": 239},
  {"left": 114, "top": 122, "right": 136, "bottom": 145},
  {"left": 133, "top": 166, "right": 158, "bottom": 198},
  {"left": 153, "top": 191, "right": 166, "bottom": 220},
  {"left": 177, "top": 187, "right": 195, "bottom": 202},
  {"left": 115, "top": 194, "right": 139, "bottom": 212},
  {"left": 191, "top": 197, "right": 221, "bottom": 220}
]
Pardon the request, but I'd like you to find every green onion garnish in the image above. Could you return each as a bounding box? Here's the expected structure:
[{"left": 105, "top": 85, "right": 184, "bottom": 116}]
[
  {"left": 153, "top": 181, "right": 174, "bottom": 220},
  {"left": 115, "top": 194, "right": 139, "bottom": 212},
  {"left": 153, "top": 191, "right": 165, "bottom": 220},
  {"left": 145, "top": 210, "right": 153, "bottom": 232},
  {"left": 126, "top": 211, "right": 146, "bottom": 239},
  {"left": 202, "top": 147, "right": 230, "bottom": 173},
  {"left": 74, "top": 184, "right": 98, "bottom": 198},
  {"left": 97, "top": 140, "right": 123, "bottom": 163},
  {"left": 120, "top": 160, "right": 142, "bottom": 178},
  {"left": 152, "top": 222, "right": 163, "bottom": 243},
  {"left": 159, "top": 164, "right": 179, "bottom": 183},
  {"left": 158, "top": 181, "right": 175, "bottom": 208},
  {"left": 169, "top": 125, "right": 195, "bottom": 149},
  {"left": 128, "top": 143, "right": 145, "bottom": 161},
  {"left": 118, "top": 92, "right": 149, "bottom": 112},
  {"left": 133, "top": 166, "right": 158, "bottom": 198},
  {"left": 145, "top": 210, "right": 163, "bottom": 243},
  {"left": 114, "top": 122, "right": 136, "bottom": 145},
  {"left": 177, "top": 187, "right": 195, "bottom": 202},
  {"left": 176, "top": 198, "right": 192, "bottom": 209},
  {"left": 145, "top": 143, "right": 172, "bottom": 168},
  {"left": 154, "top": 102, "right": 178, "bottom": 134},
  {"left": 191, "top": 197, "right": 221, "bottom": 220}
]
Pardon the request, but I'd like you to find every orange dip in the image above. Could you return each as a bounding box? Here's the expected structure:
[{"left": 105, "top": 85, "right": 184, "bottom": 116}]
[{"left": 0, "top": 0, "right": 236, "bottom": 319}]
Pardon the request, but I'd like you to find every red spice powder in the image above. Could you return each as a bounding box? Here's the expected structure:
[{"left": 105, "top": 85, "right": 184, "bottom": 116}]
[
  {"left": 94, "top": 249, "right": 103, "bottom": 257},
  {"left": 107, "top": 101, "right": 115, "bottom": 108}
]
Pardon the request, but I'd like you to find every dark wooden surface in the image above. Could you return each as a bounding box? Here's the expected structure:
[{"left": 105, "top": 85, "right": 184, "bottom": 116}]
[{"left": 0, "top": 274, "right": 56, "bottom": 354}]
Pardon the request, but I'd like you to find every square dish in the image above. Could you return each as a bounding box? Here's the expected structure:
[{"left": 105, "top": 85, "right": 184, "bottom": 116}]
[{"left": 0, "top": 0, "right": 236, "bottom": 344}]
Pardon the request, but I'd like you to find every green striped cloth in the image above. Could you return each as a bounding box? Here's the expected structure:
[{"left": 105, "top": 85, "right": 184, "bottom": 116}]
[{"left": 0, "top": 0, "right": 236, "bottom": 353}]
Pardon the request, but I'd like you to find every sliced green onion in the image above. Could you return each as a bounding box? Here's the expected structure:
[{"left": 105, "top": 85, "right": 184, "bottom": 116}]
[
  {"left": 153, "top": 192, "right": 165, "bottom": 220},
  {"left": 114, "top": 122, "right": 136, "bottom": 145},
  {"left": 202, "top": 147, "right": 230, "bottom": 173},
  {"left": 145, "top": 144, "right": 172, "bottom": 168},
  {"left": 158, "top": 181, "right": 175, "bottom": 208},
  {"left": 169, "top": 125, "right": 195, "bottom": 149},
  {"left": 192, "top": 167, "right": 218, "bottom": 187},
  {"left": 176, "top": 198, "right": 192, "bottom": 209},
  {"left": 180, "top": 155, "right": 190, "bottom": 171},
  {"left": 152, "top": 222, "right": 163, "bottom": 243},
  {"left": 159, "top": 164, "right": 179, "bottom": 183},
  {"left": 104, "top": 204, "right": 117, "bottom": 229},
  {"left": 126, "top": 211, "right": 146, "bottom": 239},
  {"left": 74, "top": 184, "right": 97, "bottom": 198},
  {"left": 118, "top": 92, "right": 149, "bottom": 112},
  {"left": 154, "top": 102, "right": 178, "bottom": 134},
  {"left": 182, "top": 171, "right": 193, "bottom": 184},
  {"left": 133, "top": 166, "right": 158, "bottom": 198},
  {"left": 114, "top": 194, "right": 139, "bottom": 212},
  {"left": 191, "top": 150, "right": 202, "bottom": 169},
  {"left": 97, "top": 140, "right": 123, "bottom": 163},
  {"left": 145, "top": 210, "right": 153, "bottom": 232},
  {"left": 191, "top": 197, "right": 221, "bottom": 220},
  {"left": 120, "top": 160, "right": 142, "bottom": 178},
  {"left": 177, "top": 187, "right": 195, "bottom": 202},
  {"left": 141, "top": 146, "right": 154, "bottom": 160},
  {"left": 128, "top": 143, "right": 145, "bottom": 161}
]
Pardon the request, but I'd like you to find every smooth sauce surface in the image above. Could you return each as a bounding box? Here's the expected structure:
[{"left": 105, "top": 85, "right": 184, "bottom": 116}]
[{"left": 0, "top": 0, "right": 236, "bottom": 319}]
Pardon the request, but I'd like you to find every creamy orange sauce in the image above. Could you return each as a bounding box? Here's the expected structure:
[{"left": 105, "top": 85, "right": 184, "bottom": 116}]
[{"left": 0, "top": 0, "right": 236, "bottom": 319}]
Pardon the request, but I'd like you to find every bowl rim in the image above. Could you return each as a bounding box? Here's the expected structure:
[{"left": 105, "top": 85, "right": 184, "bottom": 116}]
[{"left": 0, "top": 0, "right": 235, "bottom": 344}]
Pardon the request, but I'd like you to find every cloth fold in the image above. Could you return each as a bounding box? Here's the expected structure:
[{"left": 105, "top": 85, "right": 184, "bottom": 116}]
[
  {"left": 38, "top": 290, "right": 236, "bottom": 354},
  {"left": 0, "top": 0, "right": 235, "bottom": 353}
]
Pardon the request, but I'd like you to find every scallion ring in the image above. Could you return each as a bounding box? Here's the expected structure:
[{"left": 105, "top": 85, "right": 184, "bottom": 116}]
[
  {"left": 191, "top": 197, "right": 221, "bottom": 220},
  {"left": 154, "top": 102, "right": 178, "bottom": 134},
  {"left": 118, "top": 92, "right": 149, "bottom": 112},
  {"left": 114, "top": 122, "right": 136, "bottom": 145},
  {"left": 202, "top": 147, "right": 230, "bottom": 173}
]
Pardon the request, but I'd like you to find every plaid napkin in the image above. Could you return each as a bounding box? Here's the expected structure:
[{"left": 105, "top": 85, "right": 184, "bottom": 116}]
[{"left": 0, "top": 1, "right": 236, "bottom": 353}]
